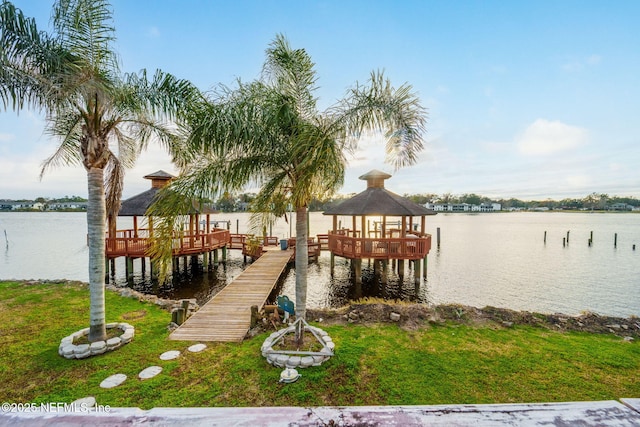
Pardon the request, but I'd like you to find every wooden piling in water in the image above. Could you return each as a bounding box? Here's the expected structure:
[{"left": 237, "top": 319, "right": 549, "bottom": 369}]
[
  {"left": 437, "top": 227, "right": 441, "bottom": 248},
  {"left": 614, "top": 233, "right": 618, "bottom": 248},
  {"left": 126, "top": 257, "right": 134, "bottom": 283},
  {"left": 544, "top": 231, "right": 547, "bottom": 244},
  {"left": 563, "top": 238, "right": 566, "bottom": 247},
  {"left": 423, "top": 255, "right": 428, "bottom": 279},
  {"left": 414, "top": 260, "right": 421, "bottom": 285},
  {"left": 381, "top": 260, "right": 388, "bottom": 285},
  {"left": 566, "top": 230, "right": 570, "bottom": 244}
]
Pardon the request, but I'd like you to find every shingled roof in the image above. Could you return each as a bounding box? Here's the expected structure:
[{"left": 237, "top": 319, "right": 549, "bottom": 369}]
[
  {"left": 118, "top": 171, "right": 216, "bottom": 216},
  {"left": 323, "top": 169, "right": 436, "bottom": 217}
]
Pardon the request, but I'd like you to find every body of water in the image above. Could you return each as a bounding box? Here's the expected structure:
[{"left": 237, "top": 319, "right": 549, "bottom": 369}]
[{"left": 1, "top": 211, "right": 638, "bottom": 317}]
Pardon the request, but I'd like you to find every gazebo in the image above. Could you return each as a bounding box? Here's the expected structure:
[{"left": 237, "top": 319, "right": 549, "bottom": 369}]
[
  {"left": 105, "top": 171, "right": 230, "bottom": 282},
  {"left": 322, "top": 169, "right": 436, "bottom": 285}
]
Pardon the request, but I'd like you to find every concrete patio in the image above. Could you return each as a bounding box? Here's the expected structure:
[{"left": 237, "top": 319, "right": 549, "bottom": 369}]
[{"left": 2, "top": 399, "right": 640, "bottom": 426}]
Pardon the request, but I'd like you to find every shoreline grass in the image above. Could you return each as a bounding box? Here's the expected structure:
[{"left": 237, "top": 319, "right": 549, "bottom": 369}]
[{"left": 1, "top": 280, "right": 638, "bottom": 409}]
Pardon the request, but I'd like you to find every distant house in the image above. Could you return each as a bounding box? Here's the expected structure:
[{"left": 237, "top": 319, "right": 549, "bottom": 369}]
[
  {"left": 426, "top": 202, "right": 501, "bottom": 212},
  {"left": 609, "top": 203, "right": 633, "bottom": 211},
  {"left": 472, "top": 203, "right": 502, "bottom": 212},
  {"left": 0, "top": 201, "right": 44, "bottom": 211},
  {"left": 48, "top": 202, "right": 88, "bottom": 210}
]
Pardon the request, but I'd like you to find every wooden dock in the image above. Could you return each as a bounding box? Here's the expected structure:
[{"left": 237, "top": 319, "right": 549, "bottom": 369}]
[{"left": 169, "top": 248, "right": 292, "bottom": 342}]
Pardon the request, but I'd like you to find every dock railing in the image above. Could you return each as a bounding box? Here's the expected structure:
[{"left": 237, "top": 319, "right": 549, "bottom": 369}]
[
  {"left": 105, "top": 228, "right": 230, "bottom": 258},
  {"left": 327, "top": 232, "right": 431, "bottom": 260}
]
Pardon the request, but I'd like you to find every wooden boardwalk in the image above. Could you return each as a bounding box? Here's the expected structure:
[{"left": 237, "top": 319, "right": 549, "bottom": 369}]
[{"left": 169, "top": 248, "right": 292, "bottom": 342}]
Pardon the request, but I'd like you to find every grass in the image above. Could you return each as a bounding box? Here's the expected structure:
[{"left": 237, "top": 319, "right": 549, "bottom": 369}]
[{"left": 0, "top": 280, "right": 638, "bottom": 409}]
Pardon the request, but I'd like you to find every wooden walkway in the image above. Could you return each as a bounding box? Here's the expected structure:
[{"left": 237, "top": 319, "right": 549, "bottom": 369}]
[{"left": 169, "top": 248, "right": 292, "bottom": 342}]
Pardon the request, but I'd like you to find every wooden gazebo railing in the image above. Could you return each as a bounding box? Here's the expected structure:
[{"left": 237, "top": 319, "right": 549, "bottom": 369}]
[
  {"left": 105, "top": 228, "right": 231, "bottom": 258},
  {"left": 327, "top": 231, "right": 432, "bottom": 261}
]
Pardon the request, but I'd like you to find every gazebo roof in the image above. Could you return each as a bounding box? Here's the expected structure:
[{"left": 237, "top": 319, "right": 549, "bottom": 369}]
[
  {"left": 119, "top": 171, "right": 216, "bottom": 217},
  {"left": 323, "top": 169, "right": 436, "bottom": 217}
]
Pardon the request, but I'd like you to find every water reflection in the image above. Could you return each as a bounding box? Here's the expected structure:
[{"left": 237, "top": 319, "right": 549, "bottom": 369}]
[{"left": 114, "top": 250, "right": 431, "bottom": 308}]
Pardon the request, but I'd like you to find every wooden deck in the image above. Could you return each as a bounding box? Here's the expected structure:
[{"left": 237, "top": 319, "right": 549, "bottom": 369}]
[
  {"left": 168, "top": 248, "right": 292, "bottom": 342},
  {"left": 105, "top": 228, "right": 230, "bottom": 259},
  {"left": 327, "top": 232, "right": 432, "bottom": 260}
]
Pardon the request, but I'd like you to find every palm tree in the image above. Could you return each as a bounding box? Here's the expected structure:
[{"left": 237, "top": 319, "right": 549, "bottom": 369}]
[
  {"left": 0, "top": 0, "right": 198, "bottom": 342},
  {"left": 149, "top": 34, "right": 427, "bottom": 339}
]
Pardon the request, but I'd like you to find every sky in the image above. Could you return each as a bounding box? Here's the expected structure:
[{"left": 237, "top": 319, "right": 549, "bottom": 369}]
[{"left": 1, "top": 0, "right": 639, "bottom": 201}]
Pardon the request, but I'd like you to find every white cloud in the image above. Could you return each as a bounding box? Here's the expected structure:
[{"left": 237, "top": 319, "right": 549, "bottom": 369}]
[
  {"left": 146, "top": 26, "right": 161, "bottom": 38},
  {"left": 517, "top": 119, "right": 588, "bottom": 156},
  {"left": 565, "top": 174, "right": 591, "bottom": 188},
  {"left": 587, "top": 54, "right": 602, "bottom": 65},
  {"left": 561, "top": 54, "right": 602, "bottom": 72}
]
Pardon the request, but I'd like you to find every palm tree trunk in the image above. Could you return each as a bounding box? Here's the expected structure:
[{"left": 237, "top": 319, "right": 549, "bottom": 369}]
[
  {"left": 294, "top": 204, "right": 308, "bottom": 342},
  {"left": 87, "top": 167, "right": 107, "bottom": 342}
]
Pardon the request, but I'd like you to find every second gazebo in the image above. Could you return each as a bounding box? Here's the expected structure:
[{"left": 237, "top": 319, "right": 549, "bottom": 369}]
[{"left": 323, "top": 169, "right": 436, "bottom": 285}]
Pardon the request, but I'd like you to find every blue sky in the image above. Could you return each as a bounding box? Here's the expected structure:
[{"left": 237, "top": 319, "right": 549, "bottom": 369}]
[{"left": 1, "top": 0, "right": 639, "bottom": 200}]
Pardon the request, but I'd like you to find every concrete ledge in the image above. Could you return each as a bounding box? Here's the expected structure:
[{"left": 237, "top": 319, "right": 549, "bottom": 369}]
[{"left": 2, "top": 400, "right": 640, "bottom": 426}]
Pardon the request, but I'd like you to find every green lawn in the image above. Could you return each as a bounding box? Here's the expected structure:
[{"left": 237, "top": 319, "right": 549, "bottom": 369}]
[{"left": 0, "top": 280, "right": 638, "bottom": 409}]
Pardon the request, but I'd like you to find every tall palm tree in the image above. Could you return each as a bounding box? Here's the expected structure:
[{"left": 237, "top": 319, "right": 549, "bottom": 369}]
[
  {"left": 0, "top": 0, "right": 198, "bottom": 342},
  {"left": 149, "top": 34, "right": 427, "bottom": 339}
]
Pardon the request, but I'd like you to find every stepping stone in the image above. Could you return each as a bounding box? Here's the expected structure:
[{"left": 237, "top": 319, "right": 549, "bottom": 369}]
[
  {"left": 159, "top": 350, "right": 180, "bottom": 360},
  {"left": 100, "top": 374, "right": 127, "bottom": 389},
  {"left": 138, "top": 366, "right": 162, "bottom": 380},
  {"left": 187, "top": 343, "right": 207, "bottom": 353},
  {"left": 71, "top": 396, "right": 96, "bottom": 409}
]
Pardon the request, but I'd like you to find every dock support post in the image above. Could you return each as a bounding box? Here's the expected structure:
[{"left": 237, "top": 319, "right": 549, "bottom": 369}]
[
  {"left": 141, "top": 257, "right": 146, "bottom": 277},
  {"left": 213, "top": 249, "right": 219, "bottom": 265},
  {"left": 423, "top": 255, "right": 428, "bottom": 279},
  {"left": 437, "top": 227, "right": 441, "bottom": 248},
  {"left": 414, "top": 259, "right": 421, "bottom": 285},
  {"left": 222, "top": 246, "right": 227, "bottom": 262},
  {"left": 354, "top": 259, "right": 362, "bottom": 285},
  {"left": 203, "top": 252, "right": 209, "bottom": 270},
  {"left": 381, "top": 260, "right": 388, "bottom": 285},
  {"left": 104, "top": 258, "right": 110, "bottom": 283},
  {"left": 330, "top": 253, "right": 335, "bottom": 276},
  {"left": 110, "top": 258, "right": 116, "bottom": 280},
  {"left": 250, "top": 305, "right": 259, "bottom": 328},
  {"left": 566, "top": 230, "right": 570, "bottom": 244},
  {"left": 126, "top": 257, "right": 134, "bottom": 283},
  {"left": 151, "top": 261, "right": 159, "bottom": 281},
  {"left": 544, "top": 231, "right": 547, "bottom": 244},
  {"left": 398, "top": 259, "right": 405, "bottom": 281},
  {"left": 172, "top": 257, "right": 179, "bottom": 273},
  {"left": 614, "top": 233, "right": 618, "bottom": 248}
]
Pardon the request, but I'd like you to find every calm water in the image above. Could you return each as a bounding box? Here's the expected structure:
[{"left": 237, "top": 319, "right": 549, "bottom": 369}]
[{"left": 1, "top": 211, "right": 638, "bottom": 317}]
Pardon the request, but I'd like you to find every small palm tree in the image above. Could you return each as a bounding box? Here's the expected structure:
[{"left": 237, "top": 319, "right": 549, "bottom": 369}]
[
  {"left": 149, "top": 34, "right": 427, "bottom": 340},
  {"left": 0, "top": 0, "right": 198, "bottom": 342}
]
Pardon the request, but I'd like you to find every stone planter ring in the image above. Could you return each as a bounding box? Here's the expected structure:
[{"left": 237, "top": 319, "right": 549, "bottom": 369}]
[
  {"left": 58, "top": 323, "right": 135, "bottom": 359},
  {"left": 261, "top": 318, "right": 334, "bottom": 369}
]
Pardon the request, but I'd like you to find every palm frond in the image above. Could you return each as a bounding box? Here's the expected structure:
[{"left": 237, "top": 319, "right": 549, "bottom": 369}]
[
  {"left": 263, "top": 33, "right": 318, "bottom": 120},
  {"left": 40, "top": 111, "right": 83, "bottom": 178},
  {"left": 53, "top": 0, "right": 117, "bottom": 73},
  {"left": 328, "top": 70, "right": 427, "bottom": 170},
  {"left": 0, "top": 1, "right": 66, "bottom": 111},
  {"left": 104, "top": 151, "right": 124, "bottom": 217}
]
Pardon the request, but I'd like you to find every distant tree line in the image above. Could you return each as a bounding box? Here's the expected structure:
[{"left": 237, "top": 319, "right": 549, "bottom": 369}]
[
  {"left": 211, "top": 191, "right": 639, "bottom": 212},
  {"left": 5, "top": 192, "right": 638, "bottom": 213}
]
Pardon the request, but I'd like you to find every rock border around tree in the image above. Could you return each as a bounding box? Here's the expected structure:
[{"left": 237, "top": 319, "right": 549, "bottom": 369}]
[
  {"left": 261, "top": 318, "right": 334, "bottom": 369},
  {"left": 58, "top": 323, "right": 135, "bottom": 359}
]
